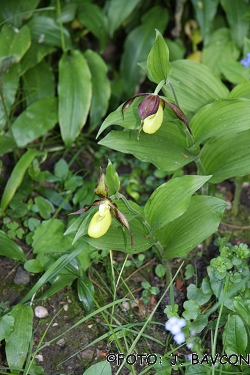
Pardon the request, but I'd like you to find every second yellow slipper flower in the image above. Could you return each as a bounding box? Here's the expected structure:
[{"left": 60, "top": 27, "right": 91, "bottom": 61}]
[{"left": 88, "top": 200, "right": 112, "bottom": 238}]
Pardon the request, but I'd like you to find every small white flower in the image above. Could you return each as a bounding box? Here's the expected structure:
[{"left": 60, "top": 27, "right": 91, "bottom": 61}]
[
  {"left": 174, "top": 332, "right": 185, "bottom": 344},
  {"left": 187, "top": 342, "right": 194, "bottom": 349}
]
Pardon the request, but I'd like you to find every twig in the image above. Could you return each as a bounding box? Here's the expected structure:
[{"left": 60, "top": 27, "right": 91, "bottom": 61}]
[{"left": 220, "top": 222, "right": 250, "bottom": 230}]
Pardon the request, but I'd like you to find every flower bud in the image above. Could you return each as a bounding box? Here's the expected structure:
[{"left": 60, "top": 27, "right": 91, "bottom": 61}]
[
  {"left": 88, "top": 201, "right": 112, "bottom": 238},
  {"left": 142, "top": 102, "right": 164, "bottom": 134}
]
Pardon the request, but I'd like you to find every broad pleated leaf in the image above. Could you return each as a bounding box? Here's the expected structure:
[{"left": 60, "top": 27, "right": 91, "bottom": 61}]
[
  {"left": 202, "top": 28, "right": 240, "bottom": 76},
  {"left": 85, "top": 216, "right": 155, "bottom": 254},
  {"left": 219, "top": 61, "right": 249, "bottom": 85},
  {"left": 200, "top": 129, "right": 250, "bottom": 183},
  {"left": 22, "top": 60, "right": 55, "bottom": 105},
  {"left": 12, "top": 97, "right": 58, "bottom": 147},
  {"left": 5, "top": 304, "right": 33, "bottom": 375},
  {"left": 190, "top": 99, "right": 250, "bottom": 146},
  {"left": 99, "top": 121, "right": 197, "bottom": 171},
  {"left": 20, "top": 43, "right": 54, "bottom": 75},
  {"left": 1, "top": 149, "right": 42, "bottom": 213},
  {"left": 0, "top": 135, "right": 17, "bottom": 154},
  {"left": 27, "top": 15, "right": 72, "bottom": 49},
  {"left": 223, "top": 315, "right": 247, "bottom": 355},
  {"left": 107, "top": 0, "right": 141, "bottom": 36},
  {"left": 84, "top": 49, "right": 111, "bottom": 131},
  {"left": 77, "top": 3, "right": 108, "bottom": 52},
  {"left": 155, "top": 196, "right": 228, "bottom": 259},
  {"left": 77, "top": 275, "right": 94, "bottom": 313},
  {"left": 144, "top": 175, "right": 211, "bottom": 231},
  {"left": 120, "top": 6, "right": 169, "bottom": 97},
  {"left": 0, "top": 24, "right": 31, "bottom": 62},
  {"left": 0, "top": 64, "right": 19, "bottom": 131},
  {"left": 220, "top": 0, "right": 249, "bottom": 49},
  {"left": 0, "top": 230, "right": 26, "bottom": 261},
  {"left": 147, "top": 30, "right": 172, "bottom": 83},
  {"left": 58, "top": 50, "right": 92, "bottom": 146},
  {"left": 162, "top": 60, "right": 229, "bottom": 117},
  {"left": 190, "top": 0, "right": 219, "bottom": 45},
  {"left": 228, "top": 82, "right": 250, "bottom": 99}
]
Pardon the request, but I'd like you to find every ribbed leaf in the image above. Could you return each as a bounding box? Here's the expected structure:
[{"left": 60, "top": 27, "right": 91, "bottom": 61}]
[
  {"left": 200, "top": 129, "right": 250, "bottom": 183},
  {"left": 190, "top": 99, "right": 250, "bottom": 146},
  {"left": 77, "top": 3, "right": 108, "bottom": 52},
  {"left": 220, "top": 0, "right": 249, "bottom": 49},
  {"left": 99, "top": 122, "right": 197, "bottom": 171},
  {"left": 0, "top": 230, "right": 26, "bottom": 261},
  {"left": 202, "top": 28, "right": 240, "bottom": 75},
  {"left": 147, "top": 30, "right": 172, "bottom": 83},
  {"left": 84, "top": 49, "right": 110, "bottom": 131},
  {"left": 12, "top": 97, "right": 57, "bottom": 147},
  {"left": 162, "top": 60, "right": 229, "bottom": 117},
  {"left": 223, "top": 315, "right": 247, "bottom": 355},
  {"left": 190, "top": 0, "right": 219, "bottom": 45},
  {"left": 0, "top": 64, "right": 19, "bottom": 131},
  {"left": 228, "top": 82, "right": 250, "bottom": 99},
  {"left": 58, "top": 50, "right": 92, "bottom": 146},
  {"left": 144, "top": 175, "right": 211, "bottom": 231},
  {"left": 5, "top": 304, "right": 33, "bottom": 375},
  {"left": 155, "top": 196, "right": 228, "bottom": 259},
  {"left": 0, "top": 135, "right": 16, "bottom": 155},
  {"left": 120, "top": 6, "right": 169, "bottom": 96},
  {"left": 27, "top": 15, "right": 72, "bottom": 49},
  {"left": 22, "top": 60, "right": 55, "bottom": 105},
  {"left": 107, "top": 0, "right": 141, "bottom": 36},
  {"left": 1, "top": 149, "right": 42, "bottom": 213}
]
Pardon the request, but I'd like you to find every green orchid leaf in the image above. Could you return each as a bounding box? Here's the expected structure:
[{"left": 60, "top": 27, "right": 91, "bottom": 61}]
[
  {"left": 77, "top": 3, "right": 108, "bottom": 52},
  {"left": 97, "top": 98, "right": 142, "bottom": 138},
  {"left": 202, "top": 28, "right": 240, "bottom": 76},
  {"left": 27, "top": 15, "right": 72, "bottom": 49},
  {"left": 1, "top": 149, "right": 43, "bottom": 214},
  {"left": 106, "top": 160, "right": 120, "bottom": 196},
  {"left": 156, "top": 196, "right": 228, "bottom": 259},
  {"left": 190, "top": 0, "right": 219, "bottom": 45},
  {"left": 107, "top": 0, "right": 141, "bottom": 37},
  {"left": 77, "top": 275, "right": 94, "bottom": 313},
  {"left": 120, "top": 6, "right": 169, "bottom": 97},
  {"left": 0, "top": 24, "right": 31, "bottom": 62},
  {"left": 0, "top": 64, "right": 19, "bottom": 131},
  {"left": 162, "top": 60, "right": 229, "bottom": 117},
  {"left": 147, "top": 29, "right": 172, "bottom": 83},
  {"left": 0, "top": 135, "right": 17, "bottom": 155},
  {"left": 223, "top": 314, "right": 247, "bottom": 355},
  {"left": 200, "top": 129, "right": 250, "bottom": 183},
  {"left": 5, "top": 304, "right": 33, "bottom": 375},
  {"left": 58, "top": 50, "right": 92, "bottom": 146},
  {"left": 12, "top": 97, "right": 58, "bottom": 147},
  {"left": 228, "top": 82, "right": 250, "bottom": 99},
  {"left": 190, "top": 99, "right": 250, "bottom": 146},
  {"left": 0, "top": 314, "right": 14, "bottom": 342},
  {"left": 83, "top": 361, "right": 112, "bottom": 375},
  {"left": 99, "top": 121, "right": 197, "bottom": 171},
  {"left": 84, "top": 49, "right": 111, "bottom": 131},
  {"left": 144, "top": 175, "right": 211, "bottom": 231},
  {"left": 220, "top": 0, "right": 249, "bottom": 49},
  {"left": 0, "top": 230, "right": 26, "bottom": 261},
  {"left": 22, "top": 60, "right": 55, "bottom": 106}
]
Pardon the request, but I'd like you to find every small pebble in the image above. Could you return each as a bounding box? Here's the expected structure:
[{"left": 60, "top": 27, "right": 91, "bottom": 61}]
[{"left": 34, "top": 306, "right": 49, "bottom": 318}]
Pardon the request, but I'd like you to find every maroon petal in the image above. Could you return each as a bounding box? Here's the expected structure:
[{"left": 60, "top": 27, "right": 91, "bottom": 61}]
[
  {"left": 122, "top": 93, "right": 147, "bottom": 113},
  {"left": 161, "top": 98, "right": 192, "bottom": 134},
  {"left": 138, "top": 95, "right": 160, "bottom": 120}
]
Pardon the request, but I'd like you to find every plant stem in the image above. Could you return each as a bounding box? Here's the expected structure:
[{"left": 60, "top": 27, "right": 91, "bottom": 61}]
[
  {"left": 231, "top": 177, "right": 244, "bottom": 216},
  {"left": 154, "top": 79, "right": 166, "bottom": 95},
  {"left": 167, "top": 79, "right": 180, "bottom": 107},
  {"left": 211, "top": 274, "right": 229, "bottom": 375}
]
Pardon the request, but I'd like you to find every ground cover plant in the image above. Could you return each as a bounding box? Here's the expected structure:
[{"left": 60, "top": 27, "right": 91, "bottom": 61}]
[{"left": 0, "top": 0, "right": 250, "bottom": 374}]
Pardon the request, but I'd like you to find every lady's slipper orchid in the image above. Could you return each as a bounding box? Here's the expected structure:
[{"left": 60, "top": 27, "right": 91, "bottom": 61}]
[
  {"left": 70, "top": 169, "right": 133, "bottom": 244},
  {"left": 88, "top": 200, "right": 112, "bottom": 238},
  {"left": 122, "top": 92, "right": 192, "bottom": 136}
]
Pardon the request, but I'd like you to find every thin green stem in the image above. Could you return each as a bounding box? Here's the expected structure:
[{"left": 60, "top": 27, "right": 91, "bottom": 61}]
[
  {"left": 167, "top": 79, "right": 180, "bottom": 107},
  {"left": 57, "top": 0, "right": 66, "bottom": 52},
  {"left": 154, "top": 79, "right": 166, "bottom": 95},
  {"left": 211, "top": 274, "right": 229, "bottom": 375},
  {"left": 232, "top": 177, "right": 244, "bottom": 216}
]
